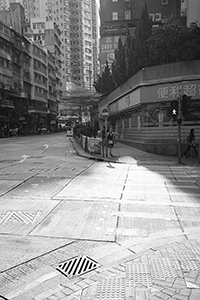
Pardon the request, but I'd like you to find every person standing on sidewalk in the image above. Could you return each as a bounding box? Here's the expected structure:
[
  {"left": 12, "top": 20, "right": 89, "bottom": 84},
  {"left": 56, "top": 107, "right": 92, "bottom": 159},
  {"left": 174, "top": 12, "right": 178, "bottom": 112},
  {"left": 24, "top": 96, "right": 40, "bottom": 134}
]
[
  {"left": 183, "top": 128, "right": 199, "bottom": 158},
  {"left": 107, "top": 127, "right": 114, "bottom": 156}
]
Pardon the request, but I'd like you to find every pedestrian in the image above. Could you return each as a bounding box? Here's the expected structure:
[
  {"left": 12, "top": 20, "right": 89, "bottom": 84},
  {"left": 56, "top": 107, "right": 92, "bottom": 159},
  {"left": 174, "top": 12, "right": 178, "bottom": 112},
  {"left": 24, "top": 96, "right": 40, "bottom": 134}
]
[
  {"left": 183, "top": 128, "right": 199, "bottom": 158},
  {"left": 107, "top": 127, "right": 114, "bottom": 156}
]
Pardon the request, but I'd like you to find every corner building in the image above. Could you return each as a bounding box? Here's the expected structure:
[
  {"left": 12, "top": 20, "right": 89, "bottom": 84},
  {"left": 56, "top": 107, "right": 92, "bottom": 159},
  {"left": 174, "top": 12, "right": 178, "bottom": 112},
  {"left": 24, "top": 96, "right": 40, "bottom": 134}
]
[{"left": 99, "top": 61, "right": 200, "bottom": 156}]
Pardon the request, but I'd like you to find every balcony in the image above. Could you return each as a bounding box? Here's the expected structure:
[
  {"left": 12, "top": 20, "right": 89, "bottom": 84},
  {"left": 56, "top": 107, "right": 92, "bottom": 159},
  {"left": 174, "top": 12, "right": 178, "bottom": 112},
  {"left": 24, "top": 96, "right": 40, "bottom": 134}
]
[
  {"left": 20, "top": 92, "right": 28, "bottom": 98},
  {"left": 28, "top": 105, "right": 48, "bottom": 114}
]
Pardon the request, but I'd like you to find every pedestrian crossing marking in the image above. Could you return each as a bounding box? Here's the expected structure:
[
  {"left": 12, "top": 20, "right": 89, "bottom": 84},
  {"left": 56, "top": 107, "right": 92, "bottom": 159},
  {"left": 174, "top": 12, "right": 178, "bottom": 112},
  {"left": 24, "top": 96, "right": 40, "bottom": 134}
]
[{"left": 0, "top": 211, "right": 41, "bottom": 225}]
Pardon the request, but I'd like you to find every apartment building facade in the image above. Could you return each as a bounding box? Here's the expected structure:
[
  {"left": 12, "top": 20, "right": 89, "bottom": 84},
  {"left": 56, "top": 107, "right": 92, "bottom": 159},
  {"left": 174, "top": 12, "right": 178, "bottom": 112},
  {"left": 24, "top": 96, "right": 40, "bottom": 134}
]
[
  {"left": 99, "top": 0, "right": 199, "bottom": 71},
  {"left": 0, "top": 18, "right": 58, "bottom": 135},
  {"left": 5, "top": 0, "right": 99, "bottom": 92}
]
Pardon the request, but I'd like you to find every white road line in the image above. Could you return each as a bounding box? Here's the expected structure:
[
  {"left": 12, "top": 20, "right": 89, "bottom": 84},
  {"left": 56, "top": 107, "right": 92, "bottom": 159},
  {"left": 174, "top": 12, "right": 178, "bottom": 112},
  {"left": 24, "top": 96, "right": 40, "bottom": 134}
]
[{"left": 19, "top": 155, "right": 30, "bottom": 163}]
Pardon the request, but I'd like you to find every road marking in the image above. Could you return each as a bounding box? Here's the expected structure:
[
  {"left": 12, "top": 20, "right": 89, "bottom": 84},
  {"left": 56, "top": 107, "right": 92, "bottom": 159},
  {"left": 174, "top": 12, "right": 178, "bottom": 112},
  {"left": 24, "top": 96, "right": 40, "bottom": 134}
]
[
  {"left": 44, "top": 144, "right": 48, "bottom": 149},
  {"left": 19, "top": 155, "right": 30, "bottom": 163}
]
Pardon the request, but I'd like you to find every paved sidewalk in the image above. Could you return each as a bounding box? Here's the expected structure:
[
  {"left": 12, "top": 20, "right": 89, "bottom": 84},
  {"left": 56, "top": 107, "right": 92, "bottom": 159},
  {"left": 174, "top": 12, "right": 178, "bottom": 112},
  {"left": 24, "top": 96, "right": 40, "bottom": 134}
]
[
  {"left": 64, "top": 138, "right": 200, "bottom": 300},
  {"left": 2, "top": 138, "right": 199, "bottom": 300},
  {"left": 70, "top": 138, "right": 200, "bottom": 167}
]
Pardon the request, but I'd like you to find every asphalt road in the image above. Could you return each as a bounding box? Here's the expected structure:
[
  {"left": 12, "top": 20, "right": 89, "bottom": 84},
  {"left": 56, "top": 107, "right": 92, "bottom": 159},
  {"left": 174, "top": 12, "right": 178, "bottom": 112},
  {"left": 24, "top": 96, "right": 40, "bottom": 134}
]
[{"left": 0, "top": 133, "right": 200, "bottom": 300}]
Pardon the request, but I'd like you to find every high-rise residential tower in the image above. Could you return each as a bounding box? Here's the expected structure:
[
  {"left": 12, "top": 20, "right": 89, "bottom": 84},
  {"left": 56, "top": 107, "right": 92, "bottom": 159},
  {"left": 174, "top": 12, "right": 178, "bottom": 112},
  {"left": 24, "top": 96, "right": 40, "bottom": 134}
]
[{"left": 4, "top": 0, "right": 99, "bottom": 92}]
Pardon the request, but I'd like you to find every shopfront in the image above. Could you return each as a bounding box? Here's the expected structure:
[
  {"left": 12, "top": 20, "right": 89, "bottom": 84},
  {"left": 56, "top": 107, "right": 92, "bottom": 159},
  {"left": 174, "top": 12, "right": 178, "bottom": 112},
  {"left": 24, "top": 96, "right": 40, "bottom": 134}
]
[{"left": 99, "top": 61, "right": 200, "bottom": 156}]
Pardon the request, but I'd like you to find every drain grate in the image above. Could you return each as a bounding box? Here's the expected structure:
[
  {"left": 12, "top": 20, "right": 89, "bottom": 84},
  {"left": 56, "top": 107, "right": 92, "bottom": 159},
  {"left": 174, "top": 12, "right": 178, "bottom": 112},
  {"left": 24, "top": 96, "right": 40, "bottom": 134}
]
[{"left": 56, "top": 255, "right": 99, "bottom": 278}]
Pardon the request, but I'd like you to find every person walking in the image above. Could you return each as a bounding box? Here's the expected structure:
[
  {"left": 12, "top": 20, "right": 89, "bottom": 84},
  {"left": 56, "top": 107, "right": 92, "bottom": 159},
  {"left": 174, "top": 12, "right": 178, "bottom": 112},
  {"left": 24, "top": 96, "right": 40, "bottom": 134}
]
[
  {"left": 183, "top": 128, "right": 199, "bottom": 158},
  {"left": 107, "top": 127, "right": 114, "bottom": 156}
]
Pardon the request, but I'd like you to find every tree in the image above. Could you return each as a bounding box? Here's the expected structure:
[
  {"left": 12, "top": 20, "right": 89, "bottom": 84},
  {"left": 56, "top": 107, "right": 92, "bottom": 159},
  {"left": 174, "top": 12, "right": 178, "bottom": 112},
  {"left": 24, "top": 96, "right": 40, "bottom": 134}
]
[
  {"left": 148, "top": 23, "right": 200, "bottom": 65},
  {"left": 124, "top": 33, "right": 136, "bottom": 79},
  {"left": 134, "top": 3, "right": 152, "bottom": 71},
  {"left": 112, "top": 37, "right": 127, "bottom": 87},
  {"left": 62, "top": 87, "right": 102, "bottom": 109},
  {"left": 93, "top": 61, "right": 115, "bottom": 96}
]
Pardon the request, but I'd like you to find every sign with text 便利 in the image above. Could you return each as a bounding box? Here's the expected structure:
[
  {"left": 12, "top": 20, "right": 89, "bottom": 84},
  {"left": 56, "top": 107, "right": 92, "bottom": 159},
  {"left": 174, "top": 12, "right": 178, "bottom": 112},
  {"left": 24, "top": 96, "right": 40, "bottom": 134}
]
[{"left": 141, "top": 81, "right": 200, "bottom": 103}]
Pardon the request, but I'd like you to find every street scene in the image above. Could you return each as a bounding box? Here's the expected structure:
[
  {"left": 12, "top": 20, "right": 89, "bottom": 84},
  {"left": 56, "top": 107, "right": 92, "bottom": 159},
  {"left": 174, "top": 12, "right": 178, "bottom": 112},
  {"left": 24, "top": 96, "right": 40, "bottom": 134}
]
[
  {"left": 0, "top": 133, "right": 200, "bottom": 300},
  {"left": 0, "top": 0, "right": 200, "bottom": 299}
]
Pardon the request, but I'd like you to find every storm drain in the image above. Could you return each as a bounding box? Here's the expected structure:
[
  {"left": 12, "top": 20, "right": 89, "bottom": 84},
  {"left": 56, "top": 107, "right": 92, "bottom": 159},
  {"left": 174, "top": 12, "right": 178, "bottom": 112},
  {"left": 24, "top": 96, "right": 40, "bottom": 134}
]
[{"left": 56, "top": 255, "right": 99, "bottom": 278}]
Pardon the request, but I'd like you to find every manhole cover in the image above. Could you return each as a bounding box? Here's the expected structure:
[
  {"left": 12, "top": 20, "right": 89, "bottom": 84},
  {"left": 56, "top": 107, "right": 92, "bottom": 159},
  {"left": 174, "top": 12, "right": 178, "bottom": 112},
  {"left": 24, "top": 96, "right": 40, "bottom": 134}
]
[{"left": 56, "top": 255, "right": 99, "bottom": 278}]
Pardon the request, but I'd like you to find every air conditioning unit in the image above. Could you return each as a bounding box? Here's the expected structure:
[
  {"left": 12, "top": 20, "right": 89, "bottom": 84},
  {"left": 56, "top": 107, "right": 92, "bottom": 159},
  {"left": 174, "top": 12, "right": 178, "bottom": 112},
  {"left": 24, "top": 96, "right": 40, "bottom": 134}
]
[
  {"left": 149, "top": 13, "right": 155, "bottom": 21},
  {"left": 155, "top": 13, "right": 162, "bottom": 22},
  {"left": 162, "top": 0, "right": 168, "bottom": 5}
]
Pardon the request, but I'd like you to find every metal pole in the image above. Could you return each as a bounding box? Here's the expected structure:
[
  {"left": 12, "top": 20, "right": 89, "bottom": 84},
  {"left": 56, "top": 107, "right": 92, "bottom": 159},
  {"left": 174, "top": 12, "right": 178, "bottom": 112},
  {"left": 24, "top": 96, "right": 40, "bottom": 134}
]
[
  {"left": 105, "top": 119, "right": 108, "bottom": 157},
  {"left": 178, "top": 97, "right": 182, "bottom": 164}
]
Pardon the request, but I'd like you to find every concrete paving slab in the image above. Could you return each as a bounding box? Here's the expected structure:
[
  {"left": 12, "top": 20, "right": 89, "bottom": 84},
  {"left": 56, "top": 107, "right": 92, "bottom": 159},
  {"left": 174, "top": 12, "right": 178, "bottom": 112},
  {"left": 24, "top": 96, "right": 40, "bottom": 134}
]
[
  {"left": 1, "top": 177, "right": 71, "bottom": 200},
  {"left": 120, "top": 203, "right": 175, "bottom": 219},
  {"left": 35, "top": 165, "right": 93, "bottom": 178},
  {"left": 30, "top": 201, "right": 118, "bottom": 241},
  {"left": 0, "top": 198, "right": 60, "bottom": 235},
  {"left": 171, "top": 195, "right": 200, "bottom": 204},
  {"left": 0, "top": 171, "right": 36, "bottom": 181},
  {"left": 0, "top": 179, "right": 21, "bottom": 196},
  {"left": 77, "top": 162, "right": 129, "bottom": 181},
  {"left": 118, "top": 217, "right": 179, "bottom": 236},
  {"left": 0, "top": 235, "right": 72, "bottom": 272},
  {"left": 122, "top": 188, "right": 171, "bottom": 202},
  {"left": 54, "top": 177, "right": 124, "bottom": 201}
]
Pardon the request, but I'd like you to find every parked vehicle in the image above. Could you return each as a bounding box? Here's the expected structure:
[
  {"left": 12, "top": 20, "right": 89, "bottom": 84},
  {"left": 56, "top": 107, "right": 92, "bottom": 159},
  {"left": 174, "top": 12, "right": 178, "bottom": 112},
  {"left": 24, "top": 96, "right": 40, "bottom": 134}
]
[{"left": 66, "top": 126, "right": 73, "bottom": 137}]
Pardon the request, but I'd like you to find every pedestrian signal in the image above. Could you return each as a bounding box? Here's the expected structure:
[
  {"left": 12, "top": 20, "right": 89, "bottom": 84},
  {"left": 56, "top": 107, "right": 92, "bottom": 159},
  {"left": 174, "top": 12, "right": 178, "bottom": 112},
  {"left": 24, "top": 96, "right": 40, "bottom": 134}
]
[{"left": 170, "top": 100, "right": 178, "bottom": 120}]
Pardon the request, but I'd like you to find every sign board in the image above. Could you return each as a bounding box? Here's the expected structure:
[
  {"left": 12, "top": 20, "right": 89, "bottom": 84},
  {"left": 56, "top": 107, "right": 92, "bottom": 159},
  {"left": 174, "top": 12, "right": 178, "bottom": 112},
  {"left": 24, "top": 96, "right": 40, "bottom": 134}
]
[
  {"left": 101, "top": 108, "right": 109, "bottom": 120},
  {"left": 87, "top": 138, "right": 101, "bottom": 154}
]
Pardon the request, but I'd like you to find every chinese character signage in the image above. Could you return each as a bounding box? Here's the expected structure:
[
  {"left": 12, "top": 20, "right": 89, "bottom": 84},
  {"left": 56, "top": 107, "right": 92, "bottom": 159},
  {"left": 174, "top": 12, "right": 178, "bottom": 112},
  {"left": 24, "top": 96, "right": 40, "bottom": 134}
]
[
  {"left": 100, "top": 36, "right": 120, "bottom": 53},
  {"left": 99, "top": 35, "right": 126, "bottom": 73},
  {"left": 158, "top": 83, "right": 199, "bottom": 100},
  {"left": 141, "top": 81, "right": 200, "bottom": 103}
]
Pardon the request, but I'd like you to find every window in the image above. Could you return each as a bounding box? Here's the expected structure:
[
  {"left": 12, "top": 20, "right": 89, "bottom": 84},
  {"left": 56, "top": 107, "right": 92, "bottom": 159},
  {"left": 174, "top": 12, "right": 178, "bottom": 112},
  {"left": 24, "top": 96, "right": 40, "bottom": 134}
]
[
  {"left": 112, "top": 12, "right": 118, "bottom": 20},
  {"left": 125, "top": 10, "right": 131, "bottom": 20}
]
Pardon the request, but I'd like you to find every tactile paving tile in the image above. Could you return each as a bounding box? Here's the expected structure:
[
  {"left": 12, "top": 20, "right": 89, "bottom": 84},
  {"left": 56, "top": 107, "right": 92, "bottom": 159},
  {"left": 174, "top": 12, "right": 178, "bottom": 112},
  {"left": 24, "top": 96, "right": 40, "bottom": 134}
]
[
  {"left": 96, "top": 277, "right": 126, "bottom": 299},
  {"left": 169, "top": 250, "right": 198, "bottom": 261},
  {"left": 148, "top": 258, "right": 179, "bottom": 279},
  {"left": 169, "top": 251, "right": 200, "bottom": 271},
  {"left": 180, "top": 260, "right": 200, "bottom": 271},
  {"left": 126, "top": 263, "right": 153, "bottom": 287}
]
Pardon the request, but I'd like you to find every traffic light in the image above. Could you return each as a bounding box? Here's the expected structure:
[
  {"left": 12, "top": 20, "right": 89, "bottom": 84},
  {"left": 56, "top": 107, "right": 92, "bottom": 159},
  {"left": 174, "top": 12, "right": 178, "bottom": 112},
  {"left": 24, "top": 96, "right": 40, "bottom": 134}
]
[
  {"left": 170, "top": 100, "right": 178, "bottom": 120},
  {"left": 182, "top": 94, "right": 190, "bottom": 117}
]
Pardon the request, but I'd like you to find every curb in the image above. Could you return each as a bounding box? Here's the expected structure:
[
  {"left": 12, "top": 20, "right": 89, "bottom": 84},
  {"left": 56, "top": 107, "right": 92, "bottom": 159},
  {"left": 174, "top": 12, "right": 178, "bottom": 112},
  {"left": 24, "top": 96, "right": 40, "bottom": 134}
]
[
  {"left": 69, "top": 137, "right": 200, "bottom": 166},
  {"left": 69, "top": 138, "right": 121, "bottom": 163}
]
